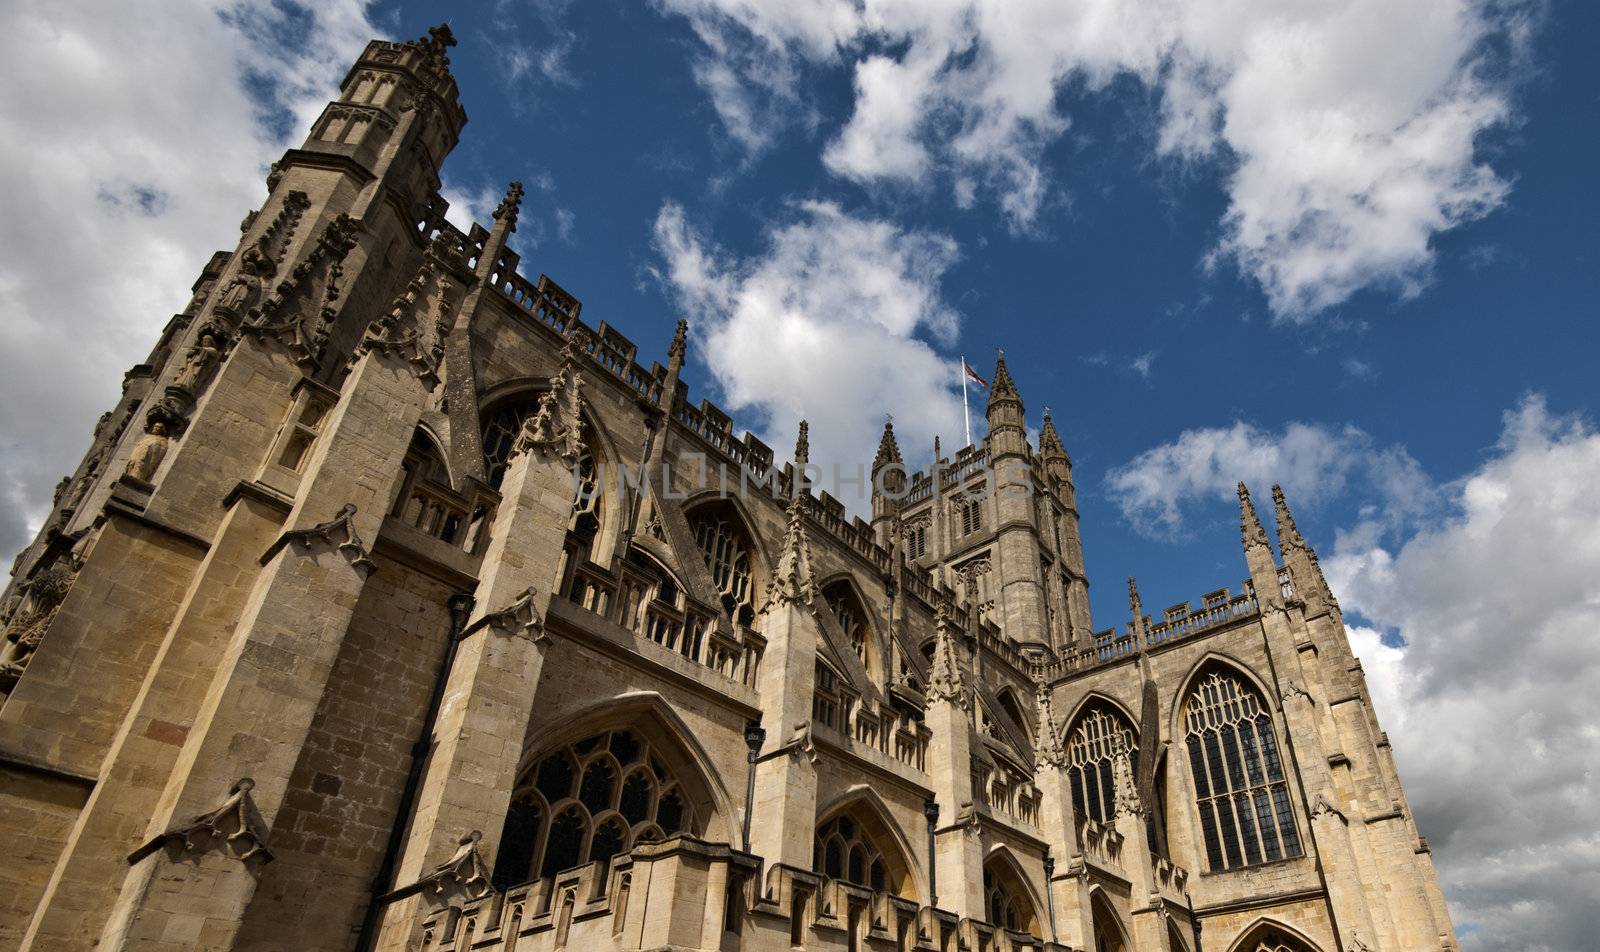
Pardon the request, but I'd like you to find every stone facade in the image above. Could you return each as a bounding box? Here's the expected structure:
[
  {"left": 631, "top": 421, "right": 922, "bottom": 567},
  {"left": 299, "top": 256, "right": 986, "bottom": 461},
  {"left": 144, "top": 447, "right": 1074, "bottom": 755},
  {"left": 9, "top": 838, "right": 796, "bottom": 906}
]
[{"left": 0, "top": 24, "right": 1457, "bottom": 952}]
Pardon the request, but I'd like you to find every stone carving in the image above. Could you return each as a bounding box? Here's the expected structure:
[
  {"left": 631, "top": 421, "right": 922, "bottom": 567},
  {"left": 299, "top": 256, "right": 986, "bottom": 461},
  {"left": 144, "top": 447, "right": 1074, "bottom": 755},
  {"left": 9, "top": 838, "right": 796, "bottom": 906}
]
[
  {"left": 0, "top": 563, "right": 78, "bottom": 689},
  {"left": 171, "top": 323, "right": 229, "bottom": 395},
  {"left": 787, "top": 720, "right": 820, "bottom": 764},
  {"left": 419, "top": 830, "right": 492, "bottom": 901},
  {"left": 925, "top": 598, "right": 968, "bottom": 708},
  {"left": 1112, "top": 749, "right": 1145, "bottom": 818},
  {"left": 246, "top": 214, "right": 361, "bottom": 370},
  {"left": 163, "top": 778, "right": 273, "bottom": 863},
  {"left": 216, "top": 191, "right": 309, "bottom": 320},
  {"left": 123, "top": 420, "right": 171, "bottom": 484},
  {"left": 1311, "top": 791, "right": 1348, "bottom": 824},
  {"left": 281, "top": 503, "right": 377, "bottom": 577},
  {"left": 356, "top": 258, "right": 451, "bottom": 387},
  {"left": 1282, "top": 681, "right": 1314, "bottom": 705},
  {"left": 1033, "top": 677, "right": 1066, "bottom": 768},
  {"left": 464, "top": 586, "right": 546, "bottom": 643},
  {"left": 512, "top": 344, "right": 586, "bottom": 465}
]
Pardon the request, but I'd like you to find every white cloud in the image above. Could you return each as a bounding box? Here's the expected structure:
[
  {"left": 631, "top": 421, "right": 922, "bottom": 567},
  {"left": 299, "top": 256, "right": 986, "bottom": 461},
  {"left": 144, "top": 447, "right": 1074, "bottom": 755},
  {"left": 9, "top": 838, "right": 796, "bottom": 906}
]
[
  {"left": 0, "top": 0, "right": 379, "bottom": 557},
  {"left": 1104, "top": 419, "right": 1432, "bottom": 537},
  {"left": 650, "top": 200, "right": 965, "bottom": 506},
  {"left": 1328, "top": 397, "right": 1600, "bottom": 951},
  {"left": 654, "top": 0, "right": 1529, "bottom": 314}
]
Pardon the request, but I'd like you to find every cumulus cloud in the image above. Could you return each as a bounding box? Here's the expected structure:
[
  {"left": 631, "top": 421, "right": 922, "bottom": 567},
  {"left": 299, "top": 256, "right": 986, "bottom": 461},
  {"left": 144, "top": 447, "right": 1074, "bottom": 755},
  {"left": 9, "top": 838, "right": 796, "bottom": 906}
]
[
  {"left": 654, "top": 0, "right": 1530, "bottom": 315},
  {"left": 0, "top": 0, "right": 380, "bottom": 559},
  {"left": 1105, "top": 419, "right": 1433, "bottom": 537},
  {"left": 1329, "top": 397, "right": 1600, "bottom": 951},
  {"left": 650, "top": 200, "right": 965, "bottom": 505}
]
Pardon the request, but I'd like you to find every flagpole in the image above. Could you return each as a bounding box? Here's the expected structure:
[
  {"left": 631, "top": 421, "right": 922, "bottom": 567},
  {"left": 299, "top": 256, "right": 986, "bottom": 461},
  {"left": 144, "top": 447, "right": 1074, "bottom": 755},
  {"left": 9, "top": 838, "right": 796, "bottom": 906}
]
[{"left": 960, "top": 356, "right": 972, "bottom": 448}]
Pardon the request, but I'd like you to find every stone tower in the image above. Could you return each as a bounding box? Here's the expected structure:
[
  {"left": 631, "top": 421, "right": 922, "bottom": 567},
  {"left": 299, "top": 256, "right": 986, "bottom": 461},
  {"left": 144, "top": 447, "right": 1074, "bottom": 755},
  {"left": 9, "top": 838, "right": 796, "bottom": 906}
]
[{"left": 0, "top": 24, "right": 1456, "bottom": 952}]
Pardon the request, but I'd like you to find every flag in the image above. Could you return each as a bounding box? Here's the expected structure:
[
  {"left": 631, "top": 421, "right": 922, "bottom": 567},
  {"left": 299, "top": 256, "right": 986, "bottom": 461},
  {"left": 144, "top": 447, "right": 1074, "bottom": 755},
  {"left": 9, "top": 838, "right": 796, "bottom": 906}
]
[{"left": 963, "top": 359, "right": 989, "bottom": 390}]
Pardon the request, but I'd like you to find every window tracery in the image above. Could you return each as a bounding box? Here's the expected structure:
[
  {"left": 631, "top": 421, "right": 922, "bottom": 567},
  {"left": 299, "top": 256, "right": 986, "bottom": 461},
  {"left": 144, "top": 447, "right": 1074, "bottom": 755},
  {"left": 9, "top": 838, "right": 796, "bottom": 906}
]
[
  {"left": 1241, "top": 925, "right": 1319, "bottom": 952},
  {"left": 1183, "top": 669, "right": 1302, "bottom": 871},
  {"left": 982, "top": 857, "right": 1038, "bottom": 936},
  {"left": 814, "top": 813, "right": 887, "bottom": 892},
  {"left": 1067, "top": 703, "right": 1137, "bottom": 825},
  {"left": 491, "top": 729, "right": 695, "bottom": 890},
  {"left": 481, "top": 398, "right": 601, "bottom": 534},
  {"left": 688, "top": 509, "right": 754, "bottom": 622},
  {"left": 823, "top": 580, "right": 872, "bottom": 675}
]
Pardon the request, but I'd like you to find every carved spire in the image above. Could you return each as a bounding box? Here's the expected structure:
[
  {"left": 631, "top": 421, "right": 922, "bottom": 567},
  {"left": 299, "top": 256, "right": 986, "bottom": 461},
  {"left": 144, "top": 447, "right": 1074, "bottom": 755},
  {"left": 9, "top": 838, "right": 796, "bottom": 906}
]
[
  {"left": 1238, "top": 481, "right": 1271, "bottom": 551},
  {"left": 794, "top": 419, "right": 809, "bottom": 467},
  {"left": 927, "top": 596, "right": 968, "bottom": 707},
  {"left": 1127, "top": 576, "right": 1147, "bottom": 640},
  {"left": 1273, "top": 484, "right": 1338, "bottom": 613},
  {"left": 667, "top": 318, "right": 688, "bottom": 370},
  {"left": 1034, "top": 677, "right": 1065, "bottom": 767},
  {"left": 873, "top": 415, "right": 902, "bottom": 473},
  {"left": 1039, "top": 409, "right": 1069, "bottom": 461},
  {"left": 761, "top": 498, "right": 817, "bottom": 613},
  {"left": 1271, "top": 484, "right": 1306, "bottom": 553},
  {"left": 988, "top": 348, "right": 1019, "bottom": 405},
  {"left": 492, "top": 180, "right": 524, "bottom": 230}
]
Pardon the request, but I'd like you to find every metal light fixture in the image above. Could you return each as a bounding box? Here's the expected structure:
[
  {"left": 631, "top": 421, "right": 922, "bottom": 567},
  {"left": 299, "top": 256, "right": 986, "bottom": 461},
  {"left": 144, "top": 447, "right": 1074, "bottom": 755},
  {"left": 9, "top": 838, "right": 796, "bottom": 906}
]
[
  {"left": 923, "top": 798, "right": 939, "bottom": 908},
  {"left": 742, "top": 720, "right": 766, "bottom": 852},
  {"left": 1043, "top": 850, "right": 1058, "bottom": 942}
]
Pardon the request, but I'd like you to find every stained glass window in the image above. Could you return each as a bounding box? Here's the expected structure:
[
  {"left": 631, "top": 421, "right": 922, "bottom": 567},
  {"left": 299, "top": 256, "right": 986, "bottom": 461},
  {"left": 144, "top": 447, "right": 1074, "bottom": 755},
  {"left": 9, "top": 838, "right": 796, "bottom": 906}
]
[{"left": 1067, "top": 704, "right": 1137, "bottom": 825}]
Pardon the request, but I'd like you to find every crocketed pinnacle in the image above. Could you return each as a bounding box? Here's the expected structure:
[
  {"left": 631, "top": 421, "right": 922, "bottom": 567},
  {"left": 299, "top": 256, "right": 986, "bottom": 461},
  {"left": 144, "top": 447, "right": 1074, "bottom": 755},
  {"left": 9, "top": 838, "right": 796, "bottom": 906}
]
[
  {"left": 988, "top": 348, "right": 1020, "bottom": 406},
  {"left": 927, "top": 597, "right": 968, "bottom": 707},
  {"left": 1238, "top": 482, "right": 1271, "bottom": 551},
  {"left": 1034, "top": 677, "right": 1065, "bottom": 767},
  {"left": 1039, "top": 410, "right": 1068, "bottom": 461},
  {"left": 873, "top": 416, "right": 902, "bottom": 472},
  {"left": 667, "top": 318, "right": 688, "bottom": 364},
  {"left": 493, "top": 181, "right": 524, "bottom": 230},
  {"left": 794, "top": 419, "right": 809, "bottom": 467},
  {"left": 1271, "top": 484, "right": 1307, "bottom": 554},
  {"left": 1127, "top": 576, "right": 1145, "bottom": 636},
  {"left": 760, "top": 497, "right": 816, "bottom": 613}
]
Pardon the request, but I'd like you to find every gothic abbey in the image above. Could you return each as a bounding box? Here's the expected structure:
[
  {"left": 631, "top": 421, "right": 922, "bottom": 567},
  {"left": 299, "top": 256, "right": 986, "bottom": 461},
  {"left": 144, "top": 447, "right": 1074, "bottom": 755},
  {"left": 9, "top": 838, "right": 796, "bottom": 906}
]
[{"left": 0, "top": 25, "right": 1456, "bottom": 952}]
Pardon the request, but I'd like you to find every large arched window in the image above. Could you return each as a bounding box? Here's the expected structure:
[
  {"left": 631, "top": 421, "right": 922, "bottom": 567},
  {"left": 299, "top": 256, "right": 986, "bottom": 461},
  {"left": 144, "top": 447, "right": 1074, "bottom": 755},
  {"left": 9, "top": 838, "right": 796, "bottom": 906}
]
[
  {"left": 491, "top": 728, "right": 697, "bottom": 890},
  {"left": 982, "top": 855, "right": 1040, "bottom": 936},
  {"left": 687, "top": 506, "right": 754, "bottom": 624},
  {"left": 1183, "top": 668, "right": 1302, "bottom": 871},
  {"left": 812, "top": 801, "right": 915, "bottom": 899},
  {"left": 1067, "top": 702, "right": 1137, "bottom": 825}
]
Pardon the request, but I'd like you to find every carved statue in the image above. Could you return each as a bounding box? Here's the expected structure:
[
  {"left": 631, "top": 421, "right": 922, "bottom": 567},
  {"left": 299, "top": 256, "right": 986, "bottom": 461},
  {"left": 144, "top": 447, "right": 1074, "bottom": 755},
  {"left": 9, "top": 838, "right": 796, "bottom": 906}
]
[
  {"left": 0, "top": 564, "right": 77, "bottom": 690},
  {"left": 172, "top": 327, "right": 225, "bottom": 394},
  {"left": 214, "top": 245, "right": 274, "bottom": 319},
  {"left": 125, "top": 421, "right": 171, "bottom": 483}
]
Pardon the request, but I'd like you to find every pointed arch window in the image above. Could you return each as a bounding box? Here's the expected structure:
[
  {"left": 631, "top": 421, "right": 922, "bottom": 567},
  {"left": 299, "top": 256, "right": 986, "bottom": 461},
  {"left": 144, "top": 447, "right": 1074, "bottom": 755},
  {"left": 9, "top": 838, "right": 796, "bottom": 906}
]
[
  {"left": 688, "top": 508, "right": 754, "bottom": 623},
  {"left": 982, "top": 856, "right": 1039, "bottom": 937},
  {"left": 492, "top": 729, "right": 697, "bottom": 890},
  {"left": 1067, "top": 703, "right": 1137, "bottom": 825},
  {"left": 812, "top": 804, "right": 915, "bottom": 899},
  {"left": 823, "top": 579, "right": 877, "bottom": 678},
  {"left": 1183, "top": 669, "right": 1302, "bottom": 871}
]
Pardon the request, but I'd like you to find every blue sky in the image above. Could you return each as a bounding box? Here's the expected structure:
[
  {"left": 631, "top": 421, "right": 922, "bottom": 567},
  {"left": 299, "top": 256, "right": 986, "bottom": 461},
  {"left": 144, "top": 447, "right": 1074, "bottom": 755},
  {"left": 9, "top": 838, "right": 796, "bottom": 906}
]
[{"left": 2, "top": 1, "right": 1597, "bottom": 948}]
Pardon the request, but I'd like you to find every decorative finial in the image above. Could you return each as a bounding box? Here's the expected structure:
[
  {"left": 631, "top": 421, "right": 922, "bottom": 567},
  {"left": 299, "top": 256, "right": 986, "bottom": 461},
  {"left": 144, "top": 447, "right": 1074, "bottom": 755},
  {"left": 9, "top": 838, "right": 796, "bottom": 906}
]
[
  {"left": 493, "top": 180, "right": 524, "bottom": 228},
  {"left": 794, "top": 419, "right": 809, "bottom": 467},
  {"left": 927, "top": 595, "right": 968, "bottom": 707},
  {"left": 760, "top": 497, "right": 816, "bottom": 613},
  {"left": 1127, "top": 576, "right": 1143, "bottom": 627}
]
